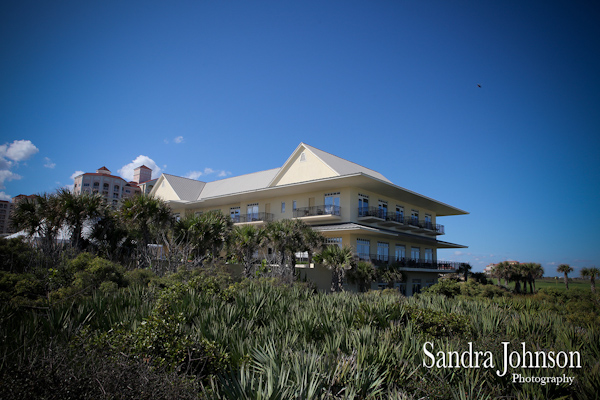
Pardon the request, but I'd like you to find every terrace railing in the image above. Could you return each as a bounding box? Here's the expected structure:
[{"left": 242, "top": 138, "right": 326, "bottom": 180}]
[
  {"left": 293, "top": 205, "right": 341, "bottom": 218},
  {"left": 231, "top": 212, "right": 275, "bottom": 223}
]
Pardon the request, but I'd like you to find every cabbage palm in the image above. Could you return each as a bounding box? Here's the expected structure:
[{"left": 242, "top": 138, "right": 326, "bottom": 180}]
[
  {"left": 56, "top": 188, "right": 106, "bottom": 250},
  {"left": 457, "top": 262, "right": 472, "bottom": 282},
  {"left": 557, "top": 264, "right": 574, "bottom": 290},
  {"left": 120, "top": 194, "right": 174, "bottom": 249},
  {"left": 580, "top": 267, "right": 599, "bottom": 293},
  {"left": 320, "top": 244, "right": 354, "bottom": 292},
  {"left": 10, "top": 193, "right": 63, "bottom": 254},
  {"left": 228, "top": 224, "right": 266, "bottom": 277},
  {"left": 346, "top": 261, "right": 376, "bottom": 292}
]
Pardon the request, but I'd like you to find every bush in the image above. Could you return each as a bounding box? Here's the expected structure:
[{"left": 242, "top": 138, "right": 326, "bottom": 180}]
[
  {"left": 406, "top": 305, "right": 472, "bottom": 338},
  {"left": 422, "top": 279, "right": 460, "bottom": 298},
  {"left": 0, "top": 237, "right": 39, "bottom": 274},
  {"left": 125, "top": 268, "right": 157, "bottom": 287}
]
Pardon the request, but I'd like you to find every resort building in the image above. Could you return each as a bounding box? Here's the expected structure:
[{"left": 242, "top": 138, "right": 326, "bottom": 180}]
[
  {"left": 73, "top": 165, "right": 156, "bottom": 206},
  {"left": 150, "top": 143, "right": 468, "bottom": 294}
]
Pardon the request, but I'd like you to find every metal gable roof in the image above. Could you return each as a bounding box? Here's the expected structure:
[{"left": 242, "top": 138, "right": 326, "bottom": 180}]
[
  {"left": 162, "top": 174, "right": 206, "bottom": 201},
  {"left": 198, "top": 168, "right": 280, "bottom": 199},
  {"left": 302, "top": 143, "right": 391, "bottom": 183}
]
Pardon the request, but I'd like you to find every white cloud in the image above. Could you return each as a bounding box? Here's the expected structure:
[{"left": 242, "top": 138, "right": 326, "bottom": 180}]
[
  {"left": 118, "top": 155, "right": 162, "bottom": 181},
  {"left": 44, "top": 157, "right": 56, "bottom": 169},
  {"left": 0, "top": 170, "right": 21, "bottom": 189},
  {"left": 185, "top": 171, "right": 204, "bottom": 180},
  {"left": 1, "top": 140, "right": 39, "bottom": 162},
  {"left": 0, "top": 191, "right": 11, "bottom": 201},
  {"left": 185, "top": 167, "right": 231, "bottom": 181},
  {"left": 174, "top": 136, "right": 184, "bottom": 144},
  {"left": 70, "top": 170, "right": 85, "bottom": 180}
]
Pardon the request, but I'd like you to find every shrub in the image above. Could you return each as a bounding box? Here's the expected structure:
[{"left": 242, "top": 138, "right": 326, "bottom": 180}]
[
  {"left": 422, "top": 279, "right": 460, "bottom": 298},
  {"left": 406, "top": 306, "right": 472, "bottom": 338}
]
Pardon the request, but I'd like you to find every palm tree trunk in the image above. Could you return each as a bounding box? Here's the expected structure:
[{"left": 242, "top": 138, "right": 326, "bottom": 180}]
[{"left": 564, "top": 273, "right": 569, "bottom": 290}]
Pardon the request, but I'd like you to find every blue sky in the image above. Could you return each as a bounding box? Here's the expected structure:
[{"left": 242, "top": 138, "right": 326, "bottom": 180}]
[{"left": 1, "top": 1, "right": 599, "bottom": 275}]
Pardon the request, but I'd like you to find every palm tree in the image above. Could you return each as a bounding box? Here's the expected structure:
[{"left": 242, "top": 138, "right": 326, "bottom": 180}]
[
  {"left": 10, "top": 193, "right": 63, "bottom": 254},
  {"left": 491, "top": 262, "right": 506, "bottom": 286},
  {"left": 346, "top": 261, "right": 376, "bottom": 292},
  {"left": 228, "top": 224, "right": 266, "bottom": 278},
  {"left": 557, "top": 264, "right": 574, "bottom": 290},
  {"left": 56, "top": 188, "right": 106, "bottom": 250},
  {"left": 265, "top": 219, "right": 306, "bottom": 281},
  {"left": 523, "top": 263, "right": 544, "bottom": 294},
  {"left": 297, "top": 222, "right": 325, "bottom": 266},
  {"left": 120, "top": 195, "right": 174, "bottom": 268},
  {"left": 90, "top": 207, "right": 135, "bottom": 264},
  {"left": 377, "top": 261, "right": 405, "bottom": 290},
  {"left": 457, "top": 263, "right": 472, "bottom": 282},
  {"left": 320, "top": 244, "right": 354, "bottom": 292},
  {"left": 580, "top": 267, "right": 599, "bottom": 293}
]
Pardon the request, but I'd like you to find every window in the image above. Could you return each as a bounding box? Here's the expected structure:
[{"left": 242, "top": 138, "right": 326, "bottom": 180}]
[
  {"left": 325, "top": 237, "right": 342, "bottom": 247},
  {"left": 324, "top": 192, "right": 340, "bottom": 215},
  {"left": 411, "top": 210, "right": 419, "bottom": 225},
  {"left": 174, "top": 213, "right": 181, "bottom": 221},
  {"left": 114, "top": 185, "right": 120, "bottom": 191},
  {"left": 83, "top": 183, "right": 90, "bottom": 187},
  {"left": 93, "top": 182, "right": 99, "bottom": 187},
  {"left": 103, "top": 183, "right": 109, "bottom": 190},
  {"left": 358, "top": 194, "right": 369, "bottom": 216},
  {"left": 113, "top": 193, "right": 119, "bottom": 199},
  {"left": 396, "top": 205, "right": 404, "bottom": 222},
  {"left": 357, "top": 239, "right": 370, "bottom": 260},
  {"left": 411, "top": 247, "right": 420, "bottom": 261},
  {"left": 425, "top": 214, "right": 432, "bottom": 229},
  {"left": 281, "top": 202, "right": 285, "bottom": 213},
  {"left": 424, "top": 248, "right": 433, "bottom": 262},
  {"left": 378, "top": 200, "right": 388, "bottom": 218},
  {"left": 230, "top": 207, "right": 240, "bottom": 222},
  {"left": 293, "top": 200, "right": 297, "bottom": 211},
  {"left": 377, "top": 242, "right": 389, "bottom": 262},
  {"left": 412, "top": 279, "right": 422, "bottom": 295},
  {"left": 247, "top": 203, "right": 259, "bottom": 220},
  {"left": 395, "top": 245, "right": 406, "bottom": 262}
]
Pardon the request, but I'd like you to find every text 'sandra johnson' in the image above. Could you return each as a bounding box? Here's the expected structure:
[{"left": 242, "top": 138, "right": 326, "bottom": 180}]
[{"left": 423, "top": 342, "right": 581, "bottom": 379}]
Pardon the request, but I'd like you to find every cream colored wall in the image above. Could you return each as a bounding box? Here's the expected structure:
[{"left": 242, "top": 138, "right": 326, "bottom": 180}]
[
  {"left": 272, "top": 148, "right": 338, "bottom": 186},
  {"left": 181, "top": 188, "right": 354, "bottom": 221},
  {"left": 153, "top": 178, "right": 183, "bottom": 201}
]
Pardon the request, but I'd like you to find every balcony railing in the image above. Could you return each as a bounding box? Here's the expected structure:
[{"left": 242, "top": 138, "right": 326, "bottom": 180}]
[
  {"left": 356, "top": 254, "right": 458, "bottom": 270},
  {"left": 293, "top": 205, "right": 341, "bottom": 218},
  {"left": 358, "top": 208, "right": 444, "bottom": 235},
  {"left": 358, "top": 206, "right": 387, "bottom": 219},
  {"left": 231, "top": 212, "right": 275, "bottom": 223}
]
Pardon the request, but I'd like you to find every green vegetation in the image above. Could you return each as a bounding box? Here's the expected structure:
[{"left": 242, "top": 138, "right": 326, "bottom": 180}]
[
  {"left": 2, "top": 261, "right": 599, "bottom": 399},
  {"left": 3, "top": 192, "right": 600, "bottom": 399}
]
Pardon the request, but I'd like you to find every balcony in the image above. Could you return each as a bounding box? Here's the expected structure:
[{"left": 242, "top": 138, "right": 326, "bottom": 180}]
[
  {"left": 379, "top": 212, "right": 405, "bottom": 227},
  {"left": 231, "top": 212, "right": 274, "bottom": 225},
  {"left": 357, "top": 206, "right": 386, "bottom": 223},
  {"left": 356, "top": 254, "right": 458, "bottom": 271},
  {"left": 293, "top": 205, "right": 341, "bottom": 222},
  {"left": 405, "top": 218, "right": 444, "bottom": 235}
]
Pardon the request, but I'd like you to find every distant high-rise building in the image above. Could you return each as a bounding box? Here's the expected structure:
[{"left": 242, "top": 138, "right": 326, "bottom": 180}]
[{"left": 72, "top": 165, "right": 154, "bottom": 206}]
